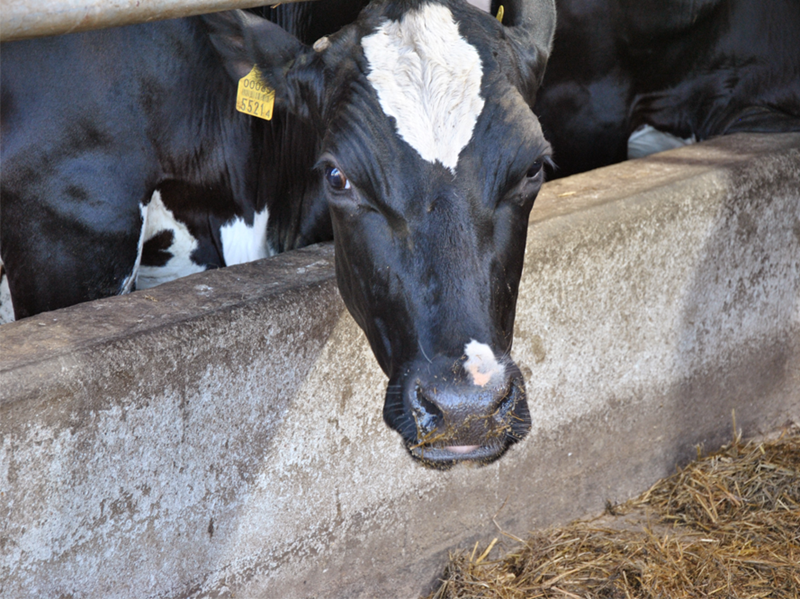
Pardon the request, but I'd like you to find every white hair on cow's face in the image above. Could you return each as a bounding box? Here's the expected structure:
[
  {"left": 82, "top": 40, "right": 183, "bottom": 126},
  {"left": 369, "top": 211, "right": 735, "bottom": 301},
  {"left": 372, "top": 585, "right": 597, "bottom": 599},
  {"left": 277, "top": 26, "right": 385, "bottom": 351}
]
[
  {"left": 463, "top": 340, "right": 505, "bottom": 387},
  {"left": 361, "top": 2, "right": 485, "bottom": 173}
]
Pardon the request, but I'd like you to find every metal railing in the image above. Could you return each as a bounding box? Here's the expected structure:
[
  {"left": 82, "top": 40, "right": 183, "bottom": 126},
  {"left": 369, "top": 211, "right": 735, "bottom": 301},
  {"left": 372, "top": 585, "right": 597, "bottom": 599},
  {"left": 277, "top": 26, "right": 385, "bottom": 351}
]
[{"left": 0, "top": 0, "right": 314, "bottom": 42}]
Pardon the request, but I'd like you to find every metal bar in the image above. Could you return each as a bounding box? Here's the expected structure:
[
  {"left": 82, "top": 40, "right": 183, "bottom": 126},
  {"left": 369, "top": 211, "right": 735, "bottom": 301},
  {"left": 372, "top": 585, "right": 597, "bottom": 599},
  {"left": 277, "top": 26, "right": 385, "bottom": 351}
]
[{"left": 0, "top": 0, "right": 315, "bottom": 42}]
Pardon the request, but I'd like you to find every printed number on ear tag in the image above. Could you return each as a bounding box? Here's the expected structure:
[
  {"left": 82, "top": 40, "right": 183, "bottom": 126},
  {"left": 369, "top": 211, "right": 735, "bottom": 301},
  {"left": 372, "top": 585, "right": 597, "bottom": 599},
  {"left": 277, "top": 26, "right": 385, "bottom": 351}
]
[{"left": 236, "top": 66, "right": 275, "bottom": 121}]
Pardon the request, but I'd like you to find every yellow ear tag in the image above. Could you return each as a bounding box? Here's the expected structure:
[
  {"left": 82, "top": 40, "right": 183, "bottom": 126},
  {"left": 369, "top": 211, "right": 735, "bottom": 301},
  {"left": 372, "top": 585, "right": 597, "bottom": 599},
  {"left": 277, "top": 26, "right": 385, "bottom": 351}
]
[
  {"left": 236, "top": 66, "right": 275, "bottom": 121},
  {"left": 496, "top": 5, "right": 504, "bottom": 23}
]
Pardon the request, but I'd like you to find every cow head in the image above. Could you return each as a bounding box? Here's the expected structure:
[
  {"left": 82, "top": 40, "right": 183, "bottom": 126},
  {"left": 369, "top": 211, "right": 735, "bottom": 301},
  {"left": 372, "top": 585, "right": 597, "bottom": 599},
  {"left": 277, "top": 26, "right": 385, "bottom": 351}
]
[{"left": 205, "top": 0, "right": 555, "bottom": 468}]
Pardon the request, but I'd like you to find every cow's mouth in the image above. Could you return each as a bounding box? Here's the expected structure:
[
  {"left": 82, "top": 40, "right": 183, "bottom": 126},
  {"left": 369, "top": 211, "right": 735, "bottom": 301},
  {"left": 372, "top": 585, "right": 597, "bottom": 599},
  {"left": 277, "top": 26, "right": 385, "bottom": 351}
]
[
  {"left": 392, "top": 374, "right": 531, "bottom": 470},
  {"left": 409, "top": 442, "right": 507, "bottom": 467}
]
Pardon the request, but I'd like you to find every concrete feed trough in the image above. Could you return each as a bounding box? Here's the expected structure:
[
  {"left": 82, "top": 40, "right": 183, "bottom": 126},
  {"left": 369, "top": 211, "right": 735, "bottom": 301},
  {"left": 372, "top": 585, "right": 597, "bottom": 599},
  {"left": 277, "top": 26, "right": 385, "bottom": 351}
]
[{"left": 1, "top": 133, "right": 799, "bottom": 598}]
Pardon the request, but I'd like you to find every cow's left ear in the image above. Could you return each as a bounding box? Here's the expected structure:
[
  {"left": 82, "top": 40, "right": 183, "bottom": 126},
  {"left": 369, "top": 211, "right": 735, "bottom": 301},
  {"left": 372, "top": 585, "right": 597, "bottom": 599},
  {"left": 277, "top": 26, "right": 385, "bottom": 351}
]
[{"left": 203, "top": 10, "right": 326, "bottom": 123}]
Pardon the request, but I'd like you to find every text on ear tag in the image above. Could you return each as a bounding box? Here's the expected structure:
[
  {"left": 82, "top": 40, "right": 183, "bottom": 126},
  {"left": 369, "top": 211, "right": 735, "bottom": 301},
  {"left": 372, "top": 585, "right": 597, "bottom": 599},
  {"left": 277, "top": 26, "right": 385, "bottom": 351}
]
[{"left": 236, "top": 66, "right": 275, "bottom": 121}]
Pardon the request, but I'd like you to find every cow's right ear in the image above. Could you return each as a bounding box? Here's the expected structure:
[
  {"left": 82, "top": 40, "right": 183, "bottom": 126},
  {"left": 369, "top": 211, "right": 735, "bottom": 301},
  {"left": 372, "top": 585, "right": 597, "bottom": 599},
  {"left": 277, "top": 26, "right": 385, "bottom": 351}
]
[{"left": 202, "top": 10, "right": 325, "bottom": 122}]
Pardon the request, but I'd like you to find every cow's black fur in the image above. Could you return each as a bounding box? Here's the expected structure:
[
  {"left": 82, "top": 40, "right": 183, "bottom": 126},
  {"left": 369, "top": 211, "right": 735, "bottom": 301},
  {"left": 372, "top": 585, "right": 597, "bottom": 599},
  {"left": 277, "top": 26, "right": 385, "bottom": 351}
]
[{"left": 528, "top": 0, "right": 800, "bottom": 177}]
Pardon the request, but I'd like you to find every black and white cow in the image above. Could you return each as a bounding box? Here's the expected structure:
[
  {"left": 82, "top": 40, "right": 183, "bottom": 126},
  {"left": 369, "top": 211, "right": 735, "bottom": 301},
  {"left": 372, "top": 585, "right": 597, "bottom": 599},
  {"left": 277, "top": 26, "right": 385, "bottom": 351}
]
[
  {"left": 0, "top": 0, "right": 556, "bottom": 467},
  {"left": 532, "top": 0, "right": 800, "bottom": 177},
  {"left": 0, "top": 3, "right": 352, "bottom": 321}
]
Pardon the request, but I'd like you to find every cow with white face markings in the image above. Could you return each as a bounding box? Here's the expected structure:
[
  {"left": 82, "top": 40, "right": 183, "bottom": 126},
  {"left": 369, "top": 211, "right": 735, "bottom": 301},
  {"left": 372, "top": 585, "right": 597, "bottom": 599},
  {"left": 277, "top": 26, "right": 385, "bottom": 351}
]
[
  {"left": 217, "top": 0, "right": 556, "bottom": 467},
  {"left": 1, "top": 0, "right": 555, "bottom": 467}
]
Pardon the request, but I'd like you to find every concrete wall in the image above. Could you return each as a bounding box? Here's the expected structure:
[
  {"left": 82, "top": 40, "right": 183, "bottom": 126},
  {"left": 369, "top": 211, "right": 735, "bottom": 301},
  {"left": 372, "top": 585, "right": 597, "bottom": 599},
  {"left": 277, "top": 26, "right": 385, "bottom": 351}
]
[{"left": 1, "top": 133, "right": 799, "bottom": 599}]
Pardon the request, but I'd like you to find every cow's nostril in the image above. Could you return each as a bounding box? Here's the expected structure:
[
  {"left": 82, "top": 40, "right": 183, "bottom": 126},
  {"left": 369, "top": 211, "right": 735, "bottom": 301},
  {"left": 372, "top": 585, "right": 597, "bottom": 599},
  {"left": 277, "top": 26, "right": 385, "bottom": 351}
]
[
  {"left": 496, "top": 380, "right": 522, "bottom": 417},
  {"left": 495, "top": 381, "right": 516, "bottom": 414},
  {"left": 495, "top": 377, "right": 529, "bottom": 441},
  {"left": 414, "top": 384, "right": 443, "bottom": 434}
]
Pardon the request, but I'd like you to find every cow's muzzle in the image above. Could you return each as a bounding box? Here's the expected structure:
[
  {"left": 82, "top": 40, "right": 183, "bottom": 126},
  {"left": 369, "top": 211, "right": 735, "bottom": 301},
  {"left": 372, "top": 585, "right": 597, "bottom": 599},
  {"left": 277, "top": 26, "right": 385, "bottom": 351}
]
[{"left": 384, "top": 356, "right": 531, "bottom": 469}]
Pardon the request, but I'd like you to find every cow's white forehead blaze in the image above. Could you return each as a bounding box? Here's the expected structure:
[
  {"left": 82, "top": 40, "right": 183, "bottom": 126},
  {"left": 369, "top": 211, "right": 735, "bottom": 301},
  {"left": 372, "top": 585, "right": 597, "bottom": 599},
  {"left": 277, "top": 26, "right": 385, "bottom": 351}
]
[
  {"left": 361, "top": 3, "right": 485, "bottom": 173},
  {"left": 463, "top": 340, "right": 504, "bottom": 387}
]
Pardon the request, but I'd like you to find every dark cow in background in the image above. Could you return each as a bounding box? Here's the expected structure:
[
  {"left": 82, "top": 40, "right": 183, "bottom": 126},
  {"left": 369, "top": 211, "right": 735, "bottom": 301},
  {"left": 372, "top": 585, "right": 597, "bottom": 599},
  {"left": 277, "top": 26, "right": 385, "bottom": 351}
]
[
  {"left": 532, "top": 0, "right": 800, "bottom": 177},
  {"left": 0, "top": 0, "right": 556, "bottom": 467}
]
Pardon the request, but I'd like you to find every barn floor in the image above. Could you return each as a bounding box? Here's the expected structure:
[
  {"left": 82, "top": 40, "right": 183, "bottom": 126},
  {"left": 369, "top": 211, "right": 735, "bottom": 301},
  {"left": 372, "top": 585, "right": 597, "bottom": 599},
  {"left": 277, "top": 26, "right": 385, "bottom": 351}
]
[{"left": 426, "top": 424, "right": 800, "bottom": 599}]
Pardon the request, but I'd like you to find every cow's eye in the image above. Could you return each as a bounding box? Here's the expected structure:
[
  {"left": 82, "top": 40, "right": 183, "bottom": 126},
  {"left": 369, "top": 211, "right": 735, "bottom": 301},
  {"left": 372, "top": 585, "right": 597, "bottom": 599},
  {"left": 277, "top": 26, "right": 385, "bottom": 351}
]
[
  {"left": 325, "top": 166, "right": 351, "bottom": 191},
  {"left": 526, "top": 160, "right": 544, "bottom": 179},
  {"left": 505, "top": 156, "right": 548, "bottom": 208}
]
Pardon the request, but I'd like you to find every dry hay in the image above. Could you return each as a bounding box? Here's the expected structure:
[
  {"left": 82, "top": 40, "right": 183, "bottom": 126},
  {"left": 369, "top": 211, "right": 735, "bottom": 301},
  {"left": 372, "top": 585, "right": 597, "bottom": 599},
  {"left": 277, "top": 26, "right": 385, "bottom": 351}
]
[{"left": 427, "top": 426, "right": 800, "bottom": 599}]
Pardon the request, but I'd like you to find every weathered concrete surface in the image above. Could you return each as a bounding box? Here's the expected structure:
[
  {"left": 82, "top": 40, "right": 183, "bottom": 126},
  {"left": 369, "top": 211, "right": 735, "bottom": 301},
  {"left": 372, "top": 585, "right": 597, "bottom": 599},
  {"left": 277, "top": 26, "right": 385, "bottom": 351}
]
[{"left": 1, "top": 133, "right": 799, "bottom": 599}]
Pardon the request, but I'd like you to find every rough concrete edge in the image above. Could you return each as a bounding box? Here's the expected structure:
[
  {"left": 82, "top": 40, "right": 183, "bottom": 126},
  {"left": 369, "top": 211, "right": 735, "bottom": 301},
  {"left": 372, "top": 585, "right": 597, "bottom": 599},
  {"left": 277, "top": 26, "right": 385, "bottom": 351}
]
[{"left": 0, "top": 243, "right": 340, "bottom": 405}]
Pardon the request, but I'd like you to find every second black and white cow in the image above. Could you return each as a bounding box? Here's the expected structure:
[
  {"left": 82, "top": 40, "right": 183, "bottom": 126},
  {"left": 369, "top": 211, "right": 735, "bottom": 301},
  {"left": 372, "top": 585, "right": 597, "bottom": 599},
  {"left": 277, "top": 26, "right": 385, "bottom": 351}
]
[{"left": 0, "top": 0, "right": 556, "bottom": 467}]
